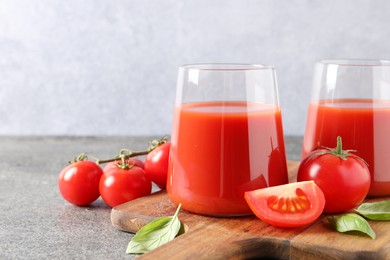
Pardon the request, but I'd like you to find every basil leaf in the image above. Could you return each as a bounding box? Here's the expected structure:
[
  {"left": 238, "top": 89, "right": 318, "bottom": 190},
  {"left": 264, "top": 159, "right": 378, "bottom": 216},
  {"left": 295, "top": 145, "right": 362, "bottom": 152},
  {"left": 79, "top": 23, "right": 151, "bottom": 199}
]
[
  {"left": 327, "top": 213, "right": 376, "bottom": 239},
  {"left": 355, "top": 200, "right": 390, "bottom": 220},
  {"left": 126, "top": 204, "right": 182, "bottom": 254}
]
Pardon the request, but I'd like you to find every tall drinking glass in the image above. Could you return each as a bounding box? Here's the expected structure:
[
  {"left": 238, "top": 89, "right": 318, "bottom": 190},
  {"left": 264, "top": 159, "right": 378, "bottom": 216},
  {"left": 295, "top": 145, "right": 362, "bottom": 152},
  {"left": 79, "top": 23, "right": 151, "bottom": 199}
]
[
  {"left": 167, "top": 64, "right": 289, "bottom": 216},
  {"left": 302, "top": 60, "right": 390, "bottom": 197}
]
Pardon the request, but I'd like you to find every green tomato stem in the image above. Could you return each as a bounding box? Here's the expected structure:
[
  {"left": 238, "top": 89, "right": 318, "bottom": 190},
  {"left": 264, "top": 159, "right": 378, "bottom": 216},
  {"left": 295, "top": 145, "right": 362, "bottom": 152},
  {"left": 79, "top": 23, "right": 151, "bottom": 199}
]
[
  {"left": 336, "top": 136, "right": 342, "bottom": 154},
  {"left": 96, "top": 136, "right": 168, "bottom": 165},
  {"left": 97, "top": 150, "right": 147, "bottom": 164},
  {"left": 305, "top": 136, "right": 366, "bottom": 165}
]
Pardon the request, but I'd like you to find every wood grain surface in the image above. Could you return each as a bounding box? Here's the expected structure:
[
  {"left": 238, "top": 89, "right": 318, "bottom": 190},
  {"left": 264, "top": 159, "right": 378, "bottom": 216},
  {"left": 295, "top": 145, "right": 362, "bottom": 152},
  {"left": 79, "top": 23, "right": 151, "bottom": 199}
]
[{"left": 111, "top": 161, "right": 390, "bottom": 259}]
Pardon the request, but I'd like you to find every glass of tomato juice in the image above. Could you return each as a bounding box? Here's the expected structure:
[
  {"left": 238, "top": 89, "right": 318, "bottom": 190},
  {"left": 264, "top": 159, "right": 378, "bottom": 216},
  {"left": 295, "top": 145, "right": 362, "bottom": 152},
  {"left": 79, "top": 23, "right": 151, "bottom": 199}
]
[
  {"left": 302, "top": 60, "right": 390, "bottom": 196},
  {"left": 167, "top": 64, "right": 289, "bottom": 216}
]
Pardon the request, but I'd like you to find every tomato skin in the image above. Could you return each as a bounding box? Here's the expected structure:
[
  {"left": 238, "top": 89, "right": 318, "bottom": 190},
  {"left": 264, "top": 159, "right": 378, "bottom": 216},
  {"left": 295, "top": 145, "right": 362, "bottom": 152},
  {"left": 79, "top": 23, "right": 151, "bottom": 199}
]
[
  {"left": 103, "top": 157, "right": 144, "bottom": 172},
  {"left": 144, "top": 142, "right": 171, "bottom": 189},
  {"left": 297, "top": 151, "right": 371, "bottom": 213},
  {"left": 58, "top": 161, "right": 103, "bottom": 206},
  {"left": 245, "top": 181, "right": 325, "bottom": 228},
  {"left": 99, "top": 166, "right": 152, "bottom": 207}
]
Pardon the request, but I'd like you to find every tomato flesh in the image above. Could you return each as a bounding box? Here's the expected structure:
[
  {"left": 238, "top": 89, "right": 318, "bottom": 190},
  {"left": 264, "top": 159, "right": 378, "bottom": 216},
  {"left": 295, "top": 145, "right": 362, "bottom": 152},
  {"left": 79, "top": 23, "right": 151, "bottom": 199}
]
[
  {"left": 245, "top": 181, "right": 325, "bottom": 228},
  {"left": 267, "top": 187, "right": 311, "bottom": 214}
]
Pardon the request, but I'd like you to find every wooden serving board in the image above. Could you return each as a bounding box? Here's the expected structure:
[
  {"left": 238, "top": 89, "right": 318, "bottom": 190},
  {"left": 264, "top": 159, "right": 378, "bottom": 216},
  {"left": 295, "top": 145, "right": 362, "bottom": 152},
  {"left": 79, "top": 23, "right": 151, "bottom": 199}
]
[{"left": 111, "top": 161, "right": 390, "bottom": 259}]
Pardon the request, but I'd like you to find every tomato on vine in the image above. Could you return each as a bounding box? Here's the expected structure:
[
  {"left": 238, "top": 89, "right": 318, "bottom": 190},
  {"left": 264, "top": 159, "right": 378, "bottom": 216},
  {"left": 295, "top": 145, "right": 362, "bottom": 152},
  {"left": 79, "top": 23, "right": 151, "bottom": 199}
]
[
  {"left": 58, "top": 155, "right": 103, "bottom": 206},
  {"left": 297, "top": 136, "right": 371, "bottom": 213},
  {"left": 99, "top": 164, "right": 152, "bottom": 208},
  {"left": 144, "top": 142, "right": 171, "bottom": 189},
  {"left": 58, "top": 137, "right": 167, "bottom": 207}
]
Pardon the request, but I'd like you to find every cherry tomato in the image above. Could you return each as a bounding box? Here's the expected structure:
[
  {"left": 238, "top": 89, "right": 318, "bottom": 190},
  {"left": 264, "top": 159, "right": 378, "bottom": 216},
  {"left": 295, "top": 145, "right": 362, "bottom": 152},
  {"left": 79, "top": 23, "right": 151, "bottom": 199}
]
[
  {"left": 297, "top": 137, "right": 371, "bottom": 213},
  {"left": 144, "top": 142, "right": 171, "bottom": 189},
  {"left": 103, "top": 157, "right": 144, "bottom": 172},
  {"left": 245, "top": 181, "right": 325, "bottom": 228},
  {"left": 99, "top": 165, "right": 152, "bottom": 207},
  {"left": 58, "top": 160, "right": 103, "bottom": 206}
]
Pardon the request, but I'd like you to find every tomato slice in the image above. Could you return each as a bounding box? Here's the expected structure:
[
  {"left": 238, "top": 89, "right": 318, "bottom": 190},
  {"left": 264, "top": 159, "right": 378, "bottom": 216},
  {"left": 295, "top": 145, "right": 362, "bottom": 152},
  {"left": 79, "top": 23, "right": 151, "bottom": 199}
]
[{"left": 244, "top": 181, "right": 325, "bottom": 228}]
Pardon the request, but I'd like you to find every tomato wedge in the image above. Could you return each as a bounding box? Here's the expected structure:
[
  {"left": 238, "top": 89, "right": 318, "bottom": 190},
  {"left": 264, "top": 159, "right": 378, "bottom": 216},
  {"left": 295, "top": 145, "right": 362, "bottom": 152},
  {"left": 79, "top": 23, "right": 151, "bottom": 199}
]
[{"left": 244, "top": 181, "right": 325, "bottom": 228}]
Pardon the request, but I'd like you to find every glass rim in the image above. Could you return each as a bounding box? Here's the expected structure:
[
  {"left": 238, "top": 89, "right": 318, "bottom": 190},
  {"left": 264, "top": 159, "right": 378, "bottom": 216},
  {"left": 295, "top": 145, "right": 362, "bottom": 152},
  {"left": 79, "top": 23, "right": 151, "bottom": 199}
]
[
  {"left": 317, "top": 59, "right": 390, "bottom": 67},
  {"left": 179, "top": 63, "right": 274, "bottom": 71}
]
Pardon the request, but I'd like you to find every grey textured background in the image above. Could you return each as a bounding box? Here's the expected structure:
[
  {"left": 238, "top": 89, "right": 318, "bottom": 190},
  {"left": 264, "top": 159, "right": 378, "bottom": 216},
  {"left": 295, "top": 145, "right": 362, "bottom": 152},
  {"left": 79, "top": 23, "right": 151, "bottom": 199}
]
[{"left": 1, "top": 0, "right": 389, "bottom": 136}]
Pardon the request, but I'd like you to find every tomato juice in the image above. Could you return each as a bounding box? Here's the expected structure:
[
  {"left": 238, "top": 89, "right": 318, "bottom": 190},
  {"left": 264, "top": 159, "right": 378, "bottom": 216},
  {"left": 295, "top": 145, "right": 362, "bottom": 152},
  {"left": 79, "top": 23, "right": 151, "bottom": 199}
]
[
  {"left": 302, "top": 99, "right": 390, "bottom": 196},
  {"left": 167, "top": 101, "right": 288, "bottom": 216}
]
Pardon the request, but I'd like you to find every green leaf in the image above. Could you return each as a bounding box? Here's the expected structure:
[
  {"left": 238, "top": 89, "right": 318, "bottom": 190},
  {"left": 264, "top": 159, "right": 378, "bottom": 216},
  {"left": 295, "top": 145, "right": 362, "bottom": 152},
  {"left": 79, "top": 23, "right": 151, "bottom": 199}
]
[
  {"left": 355, "top": 200, "right": 390, "bottom": 220},
  {"left": 126, "top": 204, "right": 182, "bottom": 254},
  {"left": 327, "top": 213, "right": 376, "bottom": 239}
]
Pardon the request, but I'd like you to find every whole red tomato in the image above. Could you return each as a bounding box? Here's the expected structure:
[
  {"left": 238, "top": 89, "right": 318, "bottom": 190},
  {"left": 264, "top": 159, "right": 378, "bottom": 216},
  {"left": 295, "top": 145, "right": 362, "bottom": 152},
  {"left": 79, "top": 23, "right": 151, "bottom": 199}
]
[
  {"left": 144, "top": 142, "right": 171, "bottom": 189},
  {"left": 58, "top": 160, "right": 103, "bottom": 206},
  {"left": 99, "top": 165, "right": 152, "bottom": 207},
  {"left": 297, "top": 136, "right": 371, "bottom": 213}
]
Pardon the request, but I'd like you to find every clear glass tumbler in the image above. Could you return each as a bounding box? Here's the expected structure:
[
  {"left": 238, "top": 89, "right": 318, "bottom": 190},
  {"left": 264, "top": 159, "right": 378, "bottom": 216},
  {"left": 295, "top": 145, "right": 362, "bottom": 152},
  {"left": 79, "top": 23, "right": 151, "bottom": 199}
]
[
  {"left": 167, "top": 64, "right": 289, "bottom": 216},
  {"left": 302, "top": 60, "right": 390, "bottom": 197}
]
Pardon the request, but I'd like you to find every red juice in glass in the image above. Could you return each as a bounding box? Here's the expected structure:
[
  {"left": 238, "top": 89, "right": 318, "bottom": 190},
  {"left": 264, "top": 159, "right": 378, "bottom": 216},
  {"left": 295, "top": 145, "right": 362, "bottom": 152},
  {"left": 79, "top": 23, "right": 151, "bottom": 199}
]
[
  {"left": 302, "top": 99, "right": 390, "bottom": 196},
  {"left": 168, "top": 101, "right": 288, "bottom": 215}
]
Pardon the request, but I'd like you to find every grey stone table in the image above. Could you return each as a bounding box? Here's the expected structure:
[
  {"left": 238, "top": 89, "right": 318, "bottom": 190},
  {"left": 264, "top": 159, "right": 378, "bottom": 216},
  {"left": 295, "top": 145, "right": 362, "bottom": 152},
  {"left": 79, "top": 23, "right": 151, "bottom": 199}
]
[{"left": 0, "top": 136, "right": 303, "bottom": 260}]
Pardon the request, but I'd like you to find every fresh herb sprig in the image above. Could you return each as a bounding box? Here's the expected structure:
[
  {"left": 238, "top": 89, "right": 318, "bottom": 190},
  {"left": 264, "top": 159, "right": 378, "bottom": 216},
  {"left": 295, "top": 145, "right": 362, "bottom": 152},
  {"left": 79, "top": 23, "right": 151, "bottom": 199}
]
[
  {"left": 355, "top": 200, "right": 390, "bottom": 220},
  {"left": 328, "top": 213, "right": 376, "bottom": 239},
  {"left": 327, "top": 200, "right": 390, "bottom": 239},
  {"left": 126, "top": 204, "right": 183, "bottom": 254}
]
